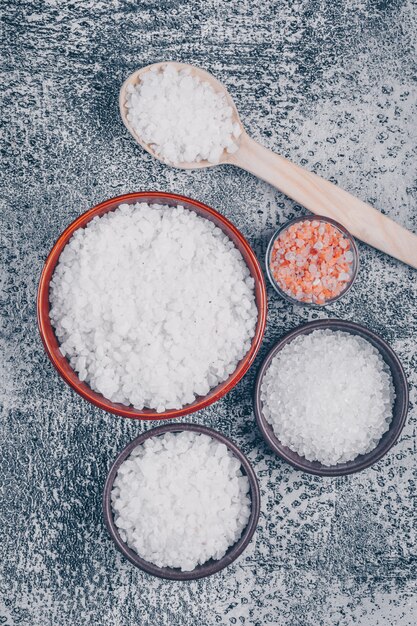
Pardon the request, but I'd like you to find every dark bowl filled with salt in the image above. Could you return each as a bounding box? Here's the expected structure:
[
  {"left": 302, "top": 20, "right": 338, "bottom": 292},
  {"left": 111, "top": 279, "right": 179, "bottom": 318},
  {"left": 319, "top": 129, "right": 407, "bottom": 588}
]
[
  {"left": 103, "top": 423, "right": 261, "bottom": 580},
  {"left": 254, "top": 319, "right": 408, "bottom": 477}
]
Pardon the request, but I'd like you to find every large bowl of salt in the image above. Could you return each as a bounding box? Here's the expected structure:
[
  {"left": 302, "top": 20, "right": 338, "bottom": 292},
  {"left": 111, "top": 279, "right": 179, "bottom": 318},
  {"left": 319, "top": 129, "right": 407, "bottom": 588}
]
[{"left": 38, "top": 192, "right": 267, "bottom": 420}]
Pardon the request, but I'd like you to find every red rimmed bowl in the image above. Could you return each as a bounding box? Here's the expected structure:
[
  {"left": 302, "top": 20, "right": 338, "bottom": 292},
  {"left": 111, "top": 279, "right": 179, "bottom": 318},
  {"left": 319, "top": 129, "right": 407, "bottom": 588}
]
[{"left": 37, "top": 192, "right": 267, "bottom": 420}]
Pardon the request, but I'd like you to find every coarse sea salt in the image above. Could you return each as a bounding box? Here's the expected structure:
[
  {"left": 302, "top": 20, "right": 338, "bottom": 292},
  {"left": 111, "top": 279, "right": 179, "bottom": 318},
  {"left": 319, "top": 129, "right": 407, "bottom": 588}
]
[
  {"left": 49, "top": 202, "right": 257, "bottom": 412},
  {"left": 269, "top": 219, "right": 355, "bottom": 305},
  {"left": 125, "top": 64, "right": 241, "bottom": 164},
  {"left": 260, "top": 330, "right": 395, "bottom": 466},
  {"left": 111, "top": 431, "right": 251, "bottom": 571}
]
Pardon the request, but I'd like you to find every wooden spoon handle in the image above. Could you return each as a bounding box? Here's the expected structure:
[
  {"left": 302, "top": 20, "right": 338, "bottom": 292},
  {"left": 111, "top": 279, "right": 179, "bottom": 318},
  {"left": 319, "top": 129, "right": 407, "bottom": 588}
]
[{"left": 230, "top": 133, "right": 417, "bottom": 269}]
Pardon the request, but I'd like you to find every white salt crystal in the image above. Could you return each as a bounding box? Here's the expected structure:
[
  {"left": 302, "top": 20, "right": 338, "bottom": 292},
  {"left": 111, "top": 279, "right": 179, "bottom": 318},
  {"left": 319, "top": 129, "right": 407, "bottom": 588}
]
[
  {"left": 260, "top": 330, "right": 396, "bottom": 466},
  {"left": 111, "top": 432, "right": 251, "bottom": 571},
  {"left": 49, "top": 202, "right": 257, "bottom": 412},
  {"left": 125, "top": 65, "right": 241, "bottom": 164}
]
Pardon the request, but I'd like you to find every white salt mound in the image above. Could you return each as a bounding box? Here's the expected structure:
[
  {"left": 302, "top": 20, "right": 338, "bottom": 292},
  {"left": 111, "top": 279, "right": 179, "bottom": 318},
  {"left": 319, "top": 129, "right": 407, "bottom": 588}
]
[
  {"left": 261, "top": 330, "right": 395, "bottom": 466},
  {"left": 111, "top": 432, "right": 251, "bottom": 571},
  {"left": 49, "top": 202, "right": 257, "bottom": 412},
  {"left": 125, "top": 64, "right": 241, "bottom": 164}
]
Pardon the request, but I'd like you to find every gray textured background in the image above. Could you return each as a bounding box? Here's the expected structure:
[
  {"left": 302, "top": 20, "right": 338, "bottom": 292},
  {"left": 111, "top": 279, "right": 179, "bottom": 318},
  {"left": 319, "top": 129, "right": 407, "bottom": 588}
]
[{"left": 1, "top": 1, "right": 417, "bottom": 625}]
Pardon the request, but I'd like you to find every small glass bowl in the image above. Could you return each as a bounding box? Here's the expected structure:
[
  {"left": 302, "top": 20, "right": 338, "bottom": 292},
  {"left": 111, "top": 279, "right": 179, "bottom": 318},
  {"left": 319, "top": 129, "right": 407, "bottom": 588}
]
[{"left": 266, "top": 215, "right": 359, "bottom": 307}]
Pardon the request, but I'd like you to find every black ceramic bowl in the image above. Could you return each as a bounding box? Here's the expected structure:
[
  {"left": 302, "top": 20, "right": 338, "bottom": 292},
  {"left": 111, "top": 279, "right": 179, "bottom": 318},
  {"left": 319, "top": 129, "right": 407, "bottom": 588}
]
[
  {"left": 103, "top": 423, "right": 260, "bottom": 580},
  {"left": 254, "top": 319, "right": 408, "bottom": 476}
]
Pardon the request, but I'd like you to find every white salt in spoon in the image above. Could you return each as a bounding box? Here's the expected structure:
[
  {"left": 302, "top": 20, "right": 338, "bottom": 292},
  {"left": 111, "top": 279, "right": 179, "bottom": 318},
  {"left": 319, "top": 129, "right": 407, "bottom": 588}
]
[{"left": 120, "top": 61, "right": 417, "bottom": 269}]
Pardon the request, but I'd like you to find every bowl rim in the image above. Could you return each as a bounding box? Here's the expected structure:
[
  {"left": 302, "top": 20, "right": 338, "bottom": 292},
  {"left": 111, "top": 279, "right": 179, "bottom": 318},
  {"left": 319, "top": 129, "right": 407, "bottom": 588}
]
[
  {"left": 37, "top": 191, "right": 267, "bottom": 420},
  {"left": 102, "top": 423, "right": 261, "bottom": 580},
  {"left": 253, "top": 319, "right": 409, "bottom": 476},
  {"left": 265, "top": 215, "right": 360, "bottom": 307}
]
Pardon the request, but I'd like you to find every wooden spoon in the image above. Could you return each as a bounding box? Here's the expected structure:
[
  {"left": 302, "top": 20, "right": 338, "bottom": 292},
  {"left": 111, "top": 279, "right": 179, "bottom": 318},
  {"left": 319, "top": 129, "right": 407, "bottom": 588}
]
[{"left": 120, "top": 61, "right": 417, "bottom": 269}]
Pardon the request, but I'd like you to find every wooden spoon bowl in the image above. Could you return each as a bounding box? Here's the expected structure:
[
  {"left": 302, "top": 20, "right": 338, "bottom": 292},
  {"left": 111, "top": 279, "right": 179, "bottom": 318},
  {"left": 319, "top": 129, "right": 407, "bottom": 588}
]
[{"left": 119, "top": 61, "right": 244, "bottom": 170}]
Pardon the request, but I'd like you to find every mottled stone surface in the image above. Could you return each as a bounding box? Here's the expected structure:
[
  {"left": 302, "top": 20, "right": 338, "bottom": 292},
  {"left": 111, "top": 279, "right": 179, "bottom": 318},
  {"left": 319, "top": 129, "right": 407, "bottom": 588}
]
[{"left": 1, "top": 1, "right": 416, "bottom": 624}]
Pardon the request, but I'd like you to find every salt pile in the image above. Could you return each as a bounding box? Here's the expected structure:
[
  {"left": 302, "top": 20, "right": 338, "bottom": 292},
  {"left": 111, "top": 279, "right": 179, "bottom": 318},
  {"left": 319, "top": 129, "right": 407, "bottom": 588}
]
[
  {"left": 261, "top": 330, "right": 395, "bottom": 465},
  {"left": 111, "top": 431, "right": 251, "bottom": 571},
  {"left": 125, "top": 64, "right": 241, "bottom": 164},
  {"left": 49, "top": 202, "right": 257, "bottom": 412},
  {"left": 269, "top": 218, "right": 355, "bottom": 305}
]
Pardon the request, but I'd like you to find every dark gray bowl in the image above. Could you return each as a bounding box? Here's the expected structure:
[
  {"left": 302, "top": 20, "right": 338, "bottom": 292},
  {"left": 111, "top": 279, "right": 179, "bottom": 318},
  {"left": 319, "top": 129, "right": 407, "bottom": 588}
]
[
  {"left": 254, "top": 319, "right": 409, "bottom": 476},
  {"left": 103, "top": 423, "right": 260, "bottom": 580}
]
